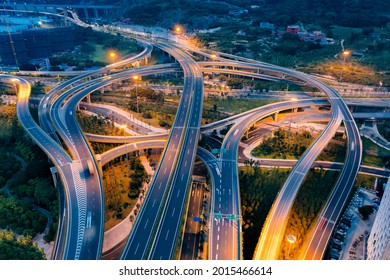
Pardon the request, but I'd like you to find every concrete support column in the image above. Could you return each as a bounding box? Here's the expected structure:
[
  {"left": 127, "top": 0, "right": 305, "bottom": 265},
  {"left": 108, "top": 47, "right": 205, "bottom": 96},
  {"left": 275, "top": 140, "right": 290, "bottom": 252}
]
[
  {"left": 273, "top": 112, "right": 279, "bottom": 122},
  {"left": 95, "top": 155, "right": 103, "bottom": 178},
  {"left": 293, "top": 108, "right": 298, "bottom": 113},
  {"left": 50, "top": 167, "right": 59, "bottom": 189},
  {"left": 94, "top": 8, "right": 98, "bottom": 19},
  {"left": 83, "top": 8, "right": 89, "bottom": 19},
  {"left": 100, "top": 87, "right": 104, "bottom": 94},
  {"left": 86, "top": 94, "right": 91, "bottom": 103}
]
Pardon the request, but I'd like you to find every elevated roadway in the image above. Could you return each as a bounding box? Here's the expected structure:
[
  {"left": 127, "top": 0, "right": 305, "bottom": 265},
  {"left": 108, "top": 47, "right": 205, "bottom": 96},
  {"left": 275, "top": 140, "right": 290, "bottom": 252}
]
[
  {"left": 0, "top": 75, "right": 83, "bottom": 259},
  {"left": 121, "top": 43, "right": 203, "bottom": 260}
]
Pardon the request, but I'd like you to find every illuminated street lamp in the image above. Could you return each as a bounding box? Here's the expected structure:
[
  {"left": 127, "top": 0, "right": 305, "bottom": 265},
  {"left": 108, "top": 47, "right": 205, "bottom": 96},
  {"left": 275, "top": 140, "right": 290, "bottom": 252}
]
[
  {"left": 120, "top": 124, "right": 127, "bottom": 135},
  {"left": 286, "top": 234, "right": 297, "bottom": 259},
  {"left": 174, "top": 25, "right": 183, "bottom": 35},
  {"left": 109, "top": 51, "right": 117, "bottom": 60},
  {"left": 339, "top": 50, "right": 350, "bottom": 82},
  {"left": 132, "top": 75, "right": 140, "bottom": 114}
]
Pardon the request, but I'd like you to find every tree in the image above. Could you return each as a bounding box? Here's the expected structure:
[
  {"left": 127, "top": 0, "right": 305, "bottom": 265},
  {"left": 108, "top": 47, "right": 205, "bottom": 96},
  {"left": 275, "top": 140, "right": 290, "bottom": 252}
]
[
  {"left": 129, "top": 215, "right": 135, "bottom": 225},
  {"left": 358, "top": 205, "right": 374, "bottom": 220}
]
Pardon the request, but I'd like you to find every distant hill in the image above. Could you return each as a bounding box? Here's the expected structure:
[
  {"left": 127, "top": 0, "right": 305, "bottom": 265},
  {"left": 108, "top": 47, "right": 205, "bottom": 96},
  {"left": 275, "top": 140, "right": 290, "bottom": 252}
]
[
  {"left": 258, "top": 0, "right": 390, "bottom": 28},
  {"left": 10, "top": 0, "right": 390, "bottom": 28}
]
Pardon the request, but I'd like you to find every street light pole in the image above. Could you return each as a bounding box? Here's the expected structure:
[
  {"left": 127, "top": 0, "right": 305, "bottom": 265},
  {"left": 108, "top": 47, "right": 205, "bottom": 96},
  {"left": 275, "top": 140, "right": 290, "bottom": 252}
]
[
  {"left": 339, "top": 50, "right": 350, "bottom": 83},
  {"left": 132, "top": 75, "right": 140, "bottom": 114},
  {"left": 286, "top": 234, "right": 297, "bottom": 259}
]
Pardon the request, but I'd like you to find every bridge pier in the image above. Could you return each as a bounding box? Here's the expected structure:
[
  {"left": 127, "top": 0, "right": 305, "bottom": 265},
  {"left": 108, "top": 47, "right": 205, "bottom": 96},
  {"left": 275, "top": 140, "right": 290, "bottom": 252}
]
[
  {"left": 273, "top": 112, "right": 279, "bottom": 122},
  {"left": 83, "top": 8, "right": 89, "bottom": 19},
  {"left": 50, "top": 167, "right": 59, "bottom": 189},
  {"left": 93, "top": 8, "right": 98, "bottom": 19},
  {"left": 86, "top": 94, "right": 91, "bottom": 104},
  {"left": 95, "top": 155, "right": 103, "bottom": 178}
]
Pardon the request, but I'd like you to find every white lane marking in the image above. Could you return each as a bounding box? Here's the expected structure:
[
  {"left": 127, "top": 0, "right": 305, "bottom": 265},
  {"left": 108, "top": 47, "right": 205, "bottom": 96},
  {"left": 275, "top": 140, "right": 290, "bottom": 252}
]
[
  {"left": 165, "top": 230, "right": 170, "bottom": 241},
  {"left": 134, "top": 243, "right": 140, "bottom": 255},
  {"left": 144, "top": 219, "right": 149, "bottom": 229},
  {"left": 172, "top": 208, "right": 176, "bottom": 217}
]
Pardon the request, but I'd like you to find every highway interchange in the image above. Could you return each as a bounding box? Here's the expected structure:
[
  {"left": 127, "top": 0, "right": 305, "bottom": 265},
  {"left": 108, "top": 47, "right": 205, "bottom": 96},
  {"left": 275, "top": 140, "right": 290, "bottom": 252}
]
[{"left": 0, "top": 8, "right": 388, "bottom": 260}]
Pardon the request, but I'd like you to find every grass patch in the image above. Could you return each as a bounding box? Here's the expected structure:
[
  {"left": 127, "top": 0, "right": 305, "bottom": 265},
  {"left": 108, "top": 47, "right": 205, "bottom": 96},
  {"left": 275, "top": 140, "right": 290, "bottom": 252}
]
[
  {"left": 362, "top": 154, "right": 387, "bottom": 167},
  {"left": 376, "top": 122, "right": 390, "bottom": 142},
  {"left": 361, "top": 137, "right": 390, "bottom": 167},
  {"left": 76, "top": 111, "right": 128, "bottom": 136},
  {"left": 251, "top": 127, "right": 316, "bottom": 160},
  {"left": 354, "top": 174, "right": 381, "bottom": 191},
  {"left": 362, "top": 138, "right": 390, "bottom": 154},
  {"left": 204, "top": 97, "right": 273, "bottom": 116}
]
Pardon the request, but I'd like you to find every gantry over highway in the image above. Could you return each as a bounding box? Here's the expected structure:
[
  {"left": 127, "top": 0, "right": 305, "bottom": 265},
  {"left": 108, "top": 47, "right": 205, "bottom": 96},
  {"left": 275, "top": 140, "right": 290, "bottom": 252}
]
[{"left": 3, "top": 7, "right": 381, "bottom": 261}]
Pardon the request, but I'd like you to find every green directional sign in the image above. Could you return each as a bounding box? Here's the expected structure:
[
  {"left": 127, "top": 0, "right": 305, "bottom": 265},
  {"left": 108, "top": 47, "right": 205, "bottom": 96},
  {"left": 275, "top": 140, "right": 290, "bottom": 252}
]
[
  {"left": 214, "top": 213, "right": 222, "bottom": 219},
  {"left": 212, "top": 148, "right": 227, "bottom": 154},
  {"left": 227, "top": 214, "right": 239, "bottom": 220}
]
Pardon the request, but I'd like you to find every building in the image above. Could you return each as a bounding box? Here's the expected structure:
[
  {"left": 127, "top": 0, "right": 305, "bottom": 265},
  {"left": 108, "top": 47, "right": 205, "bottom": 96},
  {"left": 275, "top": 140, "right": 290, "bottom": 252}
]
[
  {"left": 367, "top": 177, "right": 390, "bottom": 260},
  {"left": 0, "top": 32, "right": 28, "bottom": 65},
  {"left": 260, "top": 22, "right": 275, "bottom": 30},
  {"left": 0, "top": 27, "right": 75, "bottom": 66},
  {"left": 286, "top": 25, "right": 301, "bottom": 34}
]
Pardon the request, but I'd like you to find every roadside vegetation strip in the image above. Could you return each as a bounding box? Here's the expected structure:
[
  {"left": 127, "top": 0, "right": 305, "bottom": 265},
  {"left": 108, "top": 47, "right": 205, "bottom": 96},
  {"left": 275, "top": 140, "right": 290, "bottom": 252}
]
[
  {"left": 278, "top": 169, "right": 341, "bottom": 260},
  {"left": 102, "top": 158, "right": 147, "bottom": 231},
  {"left": 238, "top": 166, "right": 290, "bottom": 260}
]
